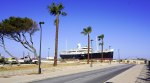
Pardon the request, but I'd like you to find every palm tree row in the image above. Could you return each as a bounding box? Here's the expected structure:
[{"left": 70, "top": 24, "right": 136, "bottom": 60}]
[{"left": 48, "top": 2, "right": 105, "bottom": 66}]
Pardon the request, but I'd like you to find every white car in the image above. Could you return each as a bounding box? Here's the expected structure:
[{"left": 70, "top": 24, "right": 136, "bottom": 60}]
[{"left": 32, "top": 58, "right": 38, "bottom": 64}]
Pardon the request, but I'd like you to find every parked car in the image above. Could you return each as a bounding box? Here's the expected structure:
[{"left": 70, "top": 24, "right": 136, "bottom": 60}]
[
  {"left": 18, "top": 58, "right": 25, "bottom": 64},
  {"left": 18, "top": 56, "right": 38, "bottom": 64},
  {"left": 7, "top": 58, "right": 17, "bottom": 64},
  {"left": 32, "top": 58, "right": 38, "bottom": 64}
]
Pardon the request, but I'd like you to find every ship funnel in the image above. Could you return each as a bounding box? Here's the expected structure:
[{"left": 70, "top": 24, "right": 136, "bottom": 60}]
[{"left": 77, "top": 43, "right": 81, "bottom": 49}]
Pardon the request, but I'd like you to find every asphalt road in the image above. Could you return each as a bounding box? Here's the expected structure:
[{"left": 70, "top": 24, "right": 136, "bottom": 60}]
[{"left": 31, "top": 64, "right": 134, "bottom": 83}]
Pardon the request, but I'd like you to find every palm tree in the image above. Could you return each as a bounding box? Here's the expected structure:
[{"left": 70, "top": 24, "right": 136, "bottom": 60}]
[
  {"left": 48, "top": 3, "right": 67, "bottom": 66},
  {"left": 98, "top": 34, "right": 104, "bottom": 62},
  {"left": 81, "top": 26, "right": 92, "bottom": 64}
]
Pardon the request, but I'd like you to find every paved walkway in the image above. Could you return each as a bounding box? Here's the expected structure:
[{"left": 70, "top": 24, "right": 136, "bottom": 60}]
[{"left": 105, "top": 64, "right": 145, "bottom": 83}]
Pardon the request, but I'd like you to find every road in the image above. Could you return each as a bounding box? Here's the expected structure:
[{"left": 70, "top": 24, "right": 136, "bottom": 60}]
[{"left": 31, "top": 64, "right": 134, "bottom": 83}]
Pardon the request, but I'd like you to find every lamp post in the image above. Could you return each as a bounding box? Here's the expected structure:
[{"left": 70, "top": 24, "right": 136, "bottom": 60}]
[
  {"left": 48, "top": 48, "right": 50, "bottom": 59},
  {"left": 109, "top": 46, "right": 111, "bottom": 50},
  {"left": 108, "top": 46, "right": 111, "bottom": 64},
  {"left": 38, "top": 21, "right": 44, "bottom": 74},
  {"left": 90, "top": 39, "right": 93, "bottom": 67},
  {"left": 118, "top": 49, "right": 120, "bottom": 63}
]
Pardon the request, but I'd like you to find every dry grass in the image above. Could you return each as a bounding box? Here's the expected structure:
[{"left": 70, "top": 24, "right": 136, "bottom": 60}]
[
  {"left": 0, "top": 62, "right": 85, "bottom": 72},
  {"left": 0, "top": 64, "right": 37, "bottom": 72}
]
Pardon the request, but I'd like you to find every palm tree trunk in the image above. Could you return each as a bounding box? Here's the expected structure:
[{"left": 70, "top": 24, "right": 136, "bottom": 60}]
[
  {"left": 54, "top": 14, "right": 59, "bottom": 66},
  {"left": 101, "top": 39, "right": 103, "bottom": 62},
  {"left": 87, "top": 34, "right": 90, "bottom": 64}
]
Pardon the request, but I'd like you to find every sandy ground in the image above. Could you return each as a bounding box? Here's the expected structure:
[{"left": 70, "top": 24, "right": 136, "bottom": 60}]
[
  {"left": 0, "top": 62, "right": 121, "bottom": 83},
  {"left": 0, "top": 62, "right": 145, "bottom": 83}
]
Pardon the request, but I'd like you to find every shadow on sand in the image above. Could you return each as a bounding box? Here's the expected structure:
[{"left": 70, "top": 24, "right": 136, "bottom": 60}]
[{"left": 136, "top": 65, "right": 150, "bottom": 82}]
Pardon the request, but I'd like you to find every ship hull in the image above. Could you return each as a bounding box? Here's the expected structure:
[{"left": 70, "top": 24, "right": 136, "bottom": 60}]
[{"left": 60, "top": 52, "right": 113, "bottom": 60}]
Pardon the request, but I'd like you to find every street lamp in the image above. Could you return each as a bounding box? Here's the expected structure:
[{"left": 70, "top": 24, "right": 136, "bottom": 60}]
[
  {"left": 38, "top": 21, "right": 44, "bottom": 74},
  {"left": 118, "top": 49, "right": 120, "bottom": 63},
  {"left": 90, "top": 39, "right": 93, "bottom": 67},
  {"left": 109, "top": 46, "right": 111, "bottom": 50},
  {"left": 48, "top": 48, "right": 50, "bottom": 59}
]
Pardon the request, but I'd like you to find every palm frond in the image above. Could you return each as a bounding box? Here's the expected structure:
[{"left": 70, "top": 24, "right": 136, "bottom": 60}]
[
  {"left": 87, "top": 26, "right": 92, "bottom": 33},
  {"left": 81, "top": 31, "right": 87, "bottom": 35},
  {"left": 58, "top": 3, "right": 64, "bottom": 10},
  {"left": 48, "top": 2, "right": 66, "bottom": 16},
  {"left": 97, "top": 36, "right": 101, "bottom": 41},
  {"left": 101, "top": 34, "right": 104, "bottom": 38},
  {"left": 97, "top": 34, "right": 104, "bottom": 41},
  {"left": 81, "top": 26, "right": 92, "bottom": 36},
  {"left": 54, "top": 19, "right": 57, "bottom": 25},
  {"left": 48, "top": 3, "right": 57, "bottom": 16},
  {"left": 99, "top": 43, "right": 102, "bottom": 46},
  {"left": 61, "top": 12, "right": 67, "bottom": 16},
  {"left": 83, "top": 28, "right": 87, "bottom": 32},
  {"left": 99, "top": 43, "right": 104, "bottom": 46}
]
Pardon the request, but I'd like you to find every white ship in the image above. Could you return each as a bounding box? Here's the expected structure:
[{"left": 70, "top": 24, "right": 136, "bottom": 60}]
[{"left": 60, "top": 44, "right": 113, "bottom": 60}]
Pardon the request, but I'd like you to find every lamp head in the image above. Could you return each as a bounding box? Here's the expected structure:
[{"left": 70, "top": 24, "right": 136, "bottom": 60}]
[{"left": 39, "top": 22, "right": 44, "bottom": 24}]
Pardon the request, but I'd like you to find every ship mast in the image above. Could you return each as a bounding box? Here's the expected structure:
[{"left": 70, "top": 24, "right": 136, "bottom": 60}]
[{"left": 66, "top": 40, "right": 68, "bottom": 54}]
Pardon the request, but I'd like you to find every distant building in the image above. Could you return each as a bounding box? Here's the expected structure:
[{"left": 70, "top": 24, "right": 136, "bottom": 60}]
[
  {"left": 122, "top": 59, "right": 146, "bottom": 64},
  {"left": 46, "top": 57, "right": 54, "bottom": 60}
]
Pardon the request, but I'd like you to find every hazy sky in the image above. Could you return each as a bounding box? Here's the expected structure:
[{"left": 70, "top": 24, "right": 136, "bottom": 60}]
[{"left": 0, "top": 0, "right": 150, "bottom": 59}]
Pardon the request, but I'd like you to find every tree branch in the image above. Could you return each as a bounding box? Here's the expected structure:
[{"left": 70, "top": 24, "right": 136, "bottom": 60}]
[
  {"left": 30, "top": 34, "right": 33, "bottom": 46},
  {"left": 20, "top": 41, "right": 33, "bottom": 52},
  {"left": 0, "top": 37, "right": 20, "bottom": 64},
  {"left": 22, "top": 33, "right": 30, "bottom": 45}
]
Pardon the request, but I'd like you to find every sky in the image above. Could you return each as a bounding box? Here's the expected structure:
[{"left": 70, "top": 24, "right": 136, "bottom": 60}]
[{"left": 0, "top": 0, "right": 150, "bottom": 59}]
